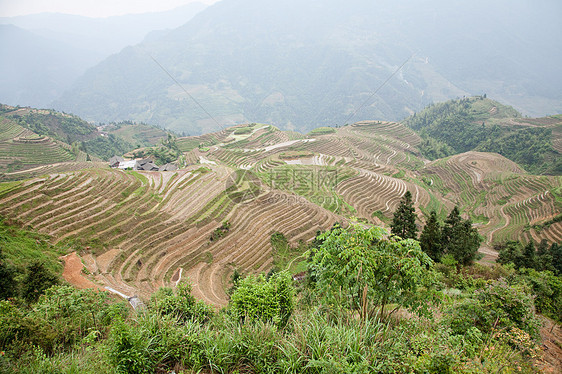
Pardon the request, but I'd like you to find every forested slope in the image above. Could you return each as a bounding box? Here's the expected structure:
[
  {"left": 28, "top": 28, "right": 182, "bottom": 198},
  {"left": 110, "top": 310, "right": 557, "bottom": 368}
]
[{"left": 404, "top": 97, "right": 562, "bottom": 175}]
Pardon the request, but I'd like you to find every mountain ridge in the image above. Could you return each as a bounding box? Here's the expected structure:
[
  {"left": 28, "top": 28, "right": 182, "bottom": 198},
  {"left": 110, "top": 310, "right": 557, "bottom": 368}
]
[
  {"left": 0, "top": 3, "right": 209, "bottom": 108},
  {"left": 52, "top": 0, "right": 562, "bottom": 134}
]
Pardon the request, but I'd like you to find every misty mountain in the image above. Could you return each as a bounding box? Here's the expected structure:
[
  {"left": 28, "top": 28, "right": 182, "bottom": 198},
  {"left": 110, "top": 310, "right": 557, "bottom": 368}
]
[
  {"left": 0, "top": 25, "right": 98, "bottom": 108},
  {"left": 0, "top": 3, "right": 209, "bottom": 57},
  {"left": 54, "top": 0, "right": 562, "bottom": 134},
  {"left": 0, "top": 3, "right": 209, "bottom": 108}
]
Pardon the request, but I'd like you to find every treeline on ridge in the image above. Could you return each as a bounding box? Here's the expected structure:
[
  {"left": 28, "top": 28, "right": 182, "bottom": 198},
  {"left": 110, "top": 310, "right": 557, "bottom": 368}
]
[{"left": 405, "top": 96, "right": 561, "bottom": 175}]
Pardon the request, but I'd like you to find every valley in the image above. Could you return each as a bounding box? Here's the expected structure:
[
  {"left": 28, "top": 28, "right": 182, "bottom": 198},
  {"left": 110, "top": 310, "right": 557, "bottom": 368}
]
[
  {"left": 1, "top": 108, "right": 560, "bottom": 306},
  {"left": 1, "top": 1, "right": 562, "bottom": 371}
]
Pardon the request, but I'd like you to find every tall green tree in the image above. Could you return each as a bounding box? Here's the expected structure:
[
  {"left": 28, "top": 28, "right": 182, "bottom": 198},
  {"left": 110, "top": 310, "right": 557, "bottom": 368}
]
[
  {"left": 390, "top": 191, "right": 417, "bottom": 239},
  {"left": 419, "top": 210, "right": 443, "bottom": 262},
  {"left": 441, "top": 206, "right": 482, "bottom": 266},
  {"left": 551, "top": 243, "right": 562, "bottom": 275},
  {"left": 496, "top": 241, "right": 524, "bottom": 269},
  {"left": 308, "top": 223, "right": 436, "bottom": 321},
  {"left": 522, "top": 241, "right": 536, "bottom": 269},
  {"left": 21, "top": 261, "right": 59, "bottom": 303}
]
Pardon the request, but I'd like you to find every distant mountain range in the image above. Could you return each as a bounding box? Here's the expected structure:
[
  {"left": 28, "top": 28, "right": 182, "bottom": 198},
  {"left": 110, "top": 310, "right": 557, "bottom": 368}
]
[
  {"left": 52, "top": 0, "right": 562, "bottom": 134},
  {"left": 3, "top": 0, "right": 561, "bottom": 135},
  {"left": 0, "top": 3, "right": 209, "bottom": 108},
  {"left": 0, "top": 3, "right": 209, "bottom": 57},
  {"left": 0, "top": 24, "right": 97, "bottom": 108}
]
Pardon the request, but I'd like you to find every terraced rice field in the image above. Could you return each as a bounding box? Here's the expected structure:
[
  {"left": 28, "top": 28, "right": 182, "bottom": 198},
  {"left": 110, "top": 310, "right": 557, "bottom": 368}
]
[
  {"left": 0, "top": 165, "right": 339, "bottom": 306},
  {"left": 0, "top": 117, "right": 87, "bottom": 176},
  {"left": 420, "top": 152, "right": 561, "bottom": 245},
  {"left": 1, "top": 121, "right": 560, "bottom": 307}
]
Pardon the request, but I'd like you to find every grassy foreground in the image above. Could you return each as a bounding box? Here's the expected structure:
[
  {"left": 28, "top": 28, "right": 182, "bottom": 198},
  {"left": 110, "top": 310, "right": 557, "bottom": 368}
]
[{"left": 0, "top": 222, "right": 560, "bottom": 374}]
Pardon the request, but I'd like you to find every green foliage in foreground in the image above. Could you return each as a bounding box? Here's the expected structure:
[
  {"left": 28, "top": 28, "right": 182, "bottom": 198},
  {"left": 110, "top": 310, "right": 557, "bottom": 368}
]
[
  {"left": 230, "top": 271, "right": 294, "bottom": 328},
  {"left": 0, "top": 286, "right": 127, "bottom": 357},
  {"left": 308, "top": 223, "right": 436, "bottom": 321},
  {"left": 149, "top": 281, "right": 214, "bottom": 324},
  {"left": 0, "top": 217, "right": 63, "bottom": 273},
  {"left": 0, "top": 221, "right": 559, "bottom": 373},
  {"left": 1, "top": 277, "right": 547, "bottom": 374},
  {"left": 494, "top": 239, "right": 562, "bottom": 322},
  {"left": 0, "top": 218, "right": 63, "bottom": 301}
]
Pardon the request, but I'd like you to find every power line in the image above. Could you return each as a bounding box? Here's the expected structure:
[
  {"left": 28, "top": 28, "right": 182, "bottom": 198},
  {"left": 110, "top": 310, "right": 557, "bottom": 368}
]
[
  {"left": 147, "top": 48, "right": 413, "bottom": 131},
  {"left": 147, "top": 53, "right": 224, "bottom": 130},
  {"left": 343, "top": 53, "right": 414, "bottom": 125}
]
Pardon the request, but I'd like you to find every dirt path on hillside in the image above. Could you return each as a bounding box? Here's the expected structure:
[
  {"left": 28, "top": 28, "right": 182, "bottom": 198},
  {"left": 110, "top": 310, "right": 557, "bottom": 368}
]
[{"left": 61, "top": 252, "right": 104, "bottom": 290}]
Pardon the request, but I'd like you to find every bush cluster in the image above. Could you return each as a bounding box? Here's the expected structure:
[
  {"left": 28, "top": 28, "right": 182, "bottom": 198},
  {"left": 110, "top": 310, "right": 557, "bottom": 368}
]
[{"left": 1, "top": 223, "right": 559, "bottom": 373}]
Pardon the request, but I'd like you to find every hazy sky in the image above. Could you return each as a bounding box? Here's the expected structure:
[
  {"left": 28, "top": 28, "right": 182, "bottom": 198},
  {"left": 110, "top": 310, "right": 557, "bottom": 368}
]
[{"left": 0, "top": 0, "right": 220, "bottom": 18}]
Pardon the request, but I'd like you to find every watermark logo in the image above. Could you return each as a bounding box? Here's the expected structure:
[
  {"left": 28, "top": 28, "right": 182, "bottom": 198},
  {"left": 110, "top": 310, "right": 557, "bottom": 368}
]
[
  {"left": 269, "top": 169, "right": 338, "bottom": 194},
  {"left": 225, "top": 168, "right": 340, "bottom": 206},
  {"left": 225, "top": 169, "right": 265, "bottom": 204}
]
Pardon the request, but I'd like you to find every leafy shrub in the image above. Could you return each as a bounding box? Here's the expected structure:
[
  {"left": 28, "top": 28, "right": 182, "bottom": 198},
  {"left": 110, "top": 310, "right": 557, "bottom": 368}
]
[
  {"left": 108, "top": 313, "right": 210, "bottom": 373},
  {"left": 0, "top": 248, "right": 17, "bottom": 300},
  {"left": 21, "top": 261, "right": 59, "bottom": 303},
  {"left": 107, "top": 316, "right": 161, "bottom": 374},
  {"left": 0, "top": 286, "right": 127, "bottom": 355},
  {"left": 308, "top": 223, "right": 436, "bottom": 320},
  {"left": 229, "top": 271, "right": 294, "bottom": 327},
  {"left": 517, "top": 268, "right": 562, "bottom": 322},
  {"left": 149, "top": 281, "right": 213, "bottom": 324},
  {"left": 446, "top": 279, "right": 540, "bottom": 338}
]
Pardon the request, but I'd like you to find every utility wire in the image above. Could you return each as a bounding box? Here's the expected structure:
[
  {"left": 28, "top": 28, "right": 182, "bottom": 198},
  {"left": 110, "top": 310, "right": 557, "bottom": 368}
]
[
  {"left": 147, "top": 48, "right": 413, "bottom": 130},
  {"left": 343, "top": 53, "right": 414, "bottom": 125},
  {"left": 147, "top": 53, "right": 224, "bottom": 130}
]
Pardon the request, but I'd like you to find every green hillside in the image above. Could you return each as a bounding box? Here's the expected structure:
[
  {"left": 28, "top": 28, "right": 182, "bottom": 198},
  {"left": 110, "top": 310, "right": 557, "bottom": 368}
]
[
  {"left": 0, "top": 108, "right": 561, "bottom": 372},
  {"left": 404, "top": 97, "right": 562, "bottom": 174},
  {"left": 103, "top": 121, "right": 169, "bottom": 148},
  {"left": 0, "top": 104, "right": 98, "bottom": 143},
  {"left": 0, "top": 105, "right": 176, "bottom": 168},
  {"left": 0, "top": 116, "right": 75, "bottom": 173},
  {"left": 0, "top": 105, "right": 130, "bottom": 162}
]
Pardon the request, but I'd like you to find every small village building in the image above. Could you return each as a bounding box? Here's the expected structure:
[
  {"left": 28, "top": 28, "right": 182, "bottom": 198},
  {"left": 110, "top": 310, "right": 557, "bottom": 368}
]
[
  {"left": 117, "top": 160, "right": 138, "bottom": 170},
  {"left": 139, "top": 162, "right": 159, "bottom": 171},
  {"left": 112, "top": 157, "right": 164, "bottom": 171},
  {"left": 109, "top": 156, "right": 124, "bottom": 168}
]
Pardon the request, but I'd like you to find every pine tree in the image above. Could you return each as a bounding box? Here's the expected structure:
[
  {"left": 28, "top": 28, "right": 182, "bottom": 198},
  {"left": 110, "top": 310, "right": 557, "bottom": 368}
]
[
  {"left": 390, "top": 191, "right": 417, "bottom": 239},
  {"left": 550, "top": 243, "right": 562, "bottom": 275},
  {"left": 441, "top": 206, "right": 481, "bottom": 266},
  {"left": 522, "top": 241, "right": 536, "bottom": 269},
  {"left": 535, "top": 240, "right": 553, "bottom": 272},
  {"left": 456, "top": 219, "right": 482, "bottom": 266},
  {"left": 441, "top": 206, "right": 461, "bottom": 261},
  {"left": 21, "top": 261, "right": 58, "bottom": 302},
  {"left": 496, "top": 240, "right": 524, "bottom": 268},
  {"left": 419, "top": 210, "right": 442, "bottom": 261}
]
